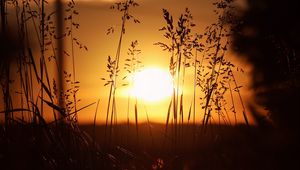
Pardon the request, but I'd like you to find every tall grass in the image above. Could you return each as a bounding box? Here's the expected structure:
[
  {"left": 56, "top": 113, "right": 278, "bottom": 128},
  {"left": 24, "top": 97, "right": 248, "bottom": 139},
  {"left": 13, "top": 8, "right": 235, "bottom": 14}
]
[
  {"left": 197, "top": 0, "right": 249, "bottom": 130},
  {"left": 101, "top": 0, "right": 140, "bottom": 146},
  {"left": 1, "top": 0, "right": 252, "bottom": 168},
  {"left": 123, "top": 40, "right": 143, "bottom": 144},
  {"left": 0, "top": 0, "right": 114, "bottom": 169},
  {"left": 156, "top": 0, "right": 249, "bottom": 148},
  {"left": 155, "top": 8, "right": 197, "bottom": 146}
]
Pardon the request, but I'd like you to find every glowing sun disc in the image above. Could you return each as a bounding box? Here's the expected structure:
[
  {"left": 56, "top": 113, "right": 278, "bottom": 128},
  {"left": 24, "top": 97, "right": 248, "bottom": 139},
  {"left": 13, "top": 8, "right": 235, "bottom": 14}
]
[{"left": 131, "top": 68, "right": 173, "bottom": 102}]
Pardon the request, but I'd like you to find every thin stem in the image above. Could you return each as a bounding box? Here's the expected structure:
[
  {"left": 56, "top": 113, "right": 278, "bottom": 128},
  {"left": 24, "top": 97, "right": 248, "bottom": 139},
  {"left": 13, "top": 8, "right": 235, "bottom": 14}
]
[
  {"left": 228, "top": 81, "right": 237, "bottom": 125},
  {"left": 70, "top": 3, "right": 78, "bottom": 122},
  {"left": 202, "top": 26, "right": 223, "bottom": 128},
  {"left": 230, "top": 68, "right": 249, "bottom": 126},
  {"left": 40, "top": 0, "right": 45, "bottom": 117},
  {"left": 55, "top": 0, "right": 65, "bottom": 118},
  {"left": 106, "top": 0, "right": 130, "bottom": 145},
  {"left": 192, "top": 49, "right": 197, "bottom": 143},
  {"left": 134, "top": 97, "right": 139, "bottom": 145},
  {"left": 93, "top": 99, "right": 100, "bottom": 145}
]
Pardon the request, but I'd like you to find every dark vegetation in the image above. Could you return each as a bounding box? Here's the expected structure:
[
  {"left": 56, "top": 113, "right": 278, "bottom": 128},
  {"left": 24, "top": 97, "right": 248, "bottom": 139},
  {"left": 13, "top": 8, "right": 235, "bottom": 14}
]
[
  {"left": 81, "top": 123, "right": 298, "bottom": 170},
  {"left": 0, "top": 0, "right": 113, "bottom": 169},
  {"left": 1, "top": 0, "right": 299, "bottom": 169},
  {"left": 232, "top": 0, "right": 300, "bottom": 131}
]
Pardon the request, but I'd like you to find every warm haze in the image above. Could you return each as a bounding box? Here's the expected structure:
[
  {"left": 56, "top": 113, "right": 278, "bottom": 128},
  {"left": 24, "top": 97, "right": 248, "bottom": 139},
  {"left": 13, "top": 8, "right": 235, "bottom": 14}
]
[
  {"left": 0, "top": 0, "right": 253, "bottom": 124},
  {"left": 59, "top": 0, "right": 254, "bottom": 124},
  {"left": 1, "top": 0, "right": 299, "bottom": 169}
]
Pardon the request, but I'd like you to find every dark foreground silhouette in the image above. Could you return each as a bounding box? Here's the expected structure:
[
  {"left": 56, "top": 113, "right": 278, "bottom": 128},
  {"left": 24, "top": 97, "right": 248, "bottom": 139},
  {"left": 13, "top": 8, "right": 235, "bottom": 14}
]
[
  {"left": 232, "top": 0, "right": 300, "bottom": 131},
  {"left": 1, "top": 0, "right": 300, "bottom": 169},
  {"left": 1, "top": 123, "right": 299, "bottom": 170},
  {"left": 82, "top": 123, "right": 299, "bottom": 170}
]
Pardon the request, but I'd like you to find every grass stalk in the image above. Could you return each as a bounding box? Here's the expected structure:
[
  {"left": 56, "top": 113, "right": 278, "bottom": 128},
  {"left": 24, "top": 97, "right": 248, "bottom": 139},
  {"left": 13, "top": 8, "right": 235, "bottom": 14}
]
[
  {"left": 102, "top": 0, "right": 140, "bottom": 147},
  {"left": 229, "top": 68, "right": 249, "bottom": 126},
  {"left": 55, "top": 0, "right": 65, "bottom": 115},
  {"left": 144, "top": 105, "right": 154, "bottom": 147},
  {"left": 228, "top": 81, "right": 237, "bottom": 125},
  {"left": 93, "top": 99, "right": 100, "bottom": 145},
  {"left": 134, "top": 97, "right": 139, "bottom": 145}
]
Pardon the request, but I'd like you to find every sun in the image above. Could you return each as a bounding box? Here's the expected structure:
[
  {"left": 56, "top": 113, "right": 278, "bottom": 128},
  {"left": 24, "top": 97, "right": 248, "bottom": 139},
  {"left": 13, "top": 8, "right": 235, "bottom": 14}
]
[{"left": 131, "top": 68, "right": 173, "bottom": 102}]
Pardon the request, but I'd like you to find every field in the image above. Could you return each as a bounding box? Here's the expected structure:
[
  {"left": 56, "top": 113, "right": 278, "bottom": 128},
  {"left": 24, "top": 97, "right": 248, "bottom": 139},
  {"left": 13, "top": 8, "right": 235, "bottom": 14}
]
[
  {"left": 1, "top": 123, "right": 299, "bottom": 169},
  {"left": 1, "top": 0, "right": 299, "bottom": 169}
]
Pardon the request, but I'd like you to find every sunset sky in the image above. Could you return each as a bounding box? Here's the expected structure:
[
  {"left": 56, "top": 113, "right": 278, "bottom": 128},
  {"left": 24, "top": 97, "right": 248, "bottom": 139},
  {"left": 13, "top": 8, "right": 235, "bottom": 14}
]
[
  {"left": 1, "top": 1, "right": 298, "bottom": 169},
  {"left": 55, "top": 0, "right": 253, "bottom": 124},
  {"left": 1, "top": 0, "right": 254, "bottom": 124}
]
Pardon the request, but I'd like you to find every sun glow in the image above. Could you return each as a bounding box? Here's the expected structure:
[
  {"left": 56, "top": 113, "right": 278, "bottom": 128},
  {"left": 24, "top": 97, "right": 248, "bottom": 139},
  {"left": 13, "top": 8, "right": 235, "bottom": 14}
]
[{"left": 131, "top": 68, "right": 173, "bottom": 102}]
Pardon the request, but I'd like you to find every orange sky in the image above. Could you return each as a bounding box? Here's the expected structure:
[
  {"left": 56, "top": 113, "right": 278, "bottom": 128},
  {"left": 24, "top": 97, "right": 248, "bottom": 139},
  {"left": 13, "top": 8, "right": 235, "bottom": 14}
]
[
  {"left": 1, "top": 0, "right": 255, "bottom": 125},
  {"left": 59, "top": 0, "right": 254, "bottom": 124}
]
